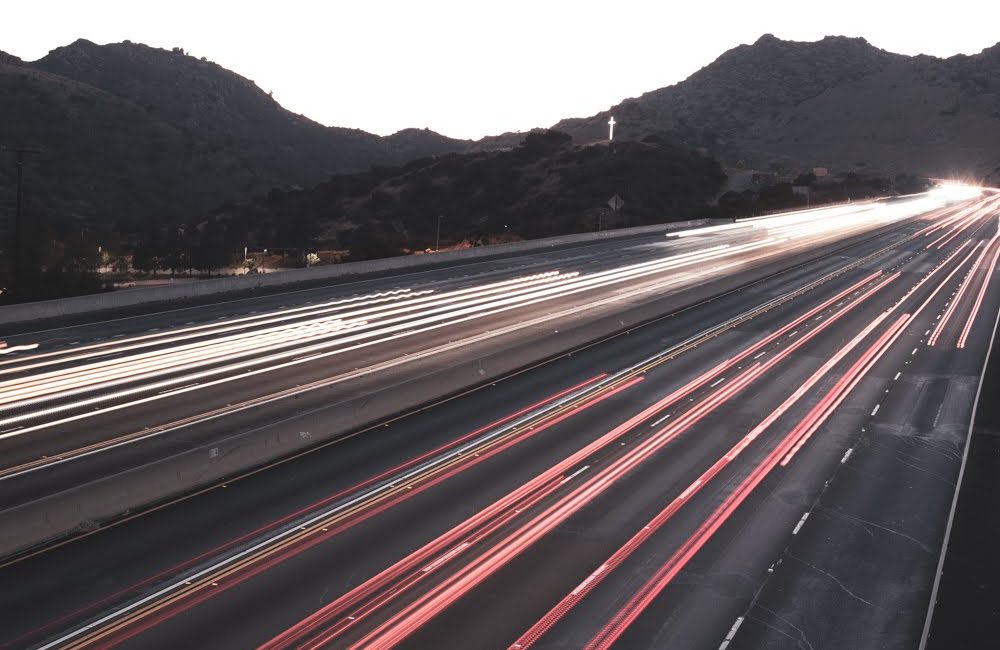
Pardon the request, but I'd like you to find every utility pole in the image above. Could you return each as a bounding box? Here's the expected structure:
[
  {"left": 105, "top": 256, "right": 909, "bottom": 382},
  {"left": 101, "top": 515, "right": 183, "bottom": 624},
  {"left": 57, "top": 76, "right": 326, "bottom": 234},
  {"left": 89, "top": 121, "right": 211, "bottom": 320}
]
[
  {"left": 2, "top": 145, "right": 41, "bottom": 297},
  {"left": 435, "top": 215, "right": 444, "bottom": 251}
]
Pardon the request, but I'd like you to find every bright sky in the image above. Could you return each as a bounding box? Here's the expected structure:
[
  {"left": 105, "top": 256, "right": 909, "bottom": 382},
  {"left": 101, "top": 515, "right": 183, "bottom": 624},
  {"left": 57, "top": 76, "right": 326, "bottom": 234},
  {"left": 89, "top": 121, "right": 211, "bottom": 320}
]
[{"left": 4, "top": 1, "right": 998, "bottom": 140}]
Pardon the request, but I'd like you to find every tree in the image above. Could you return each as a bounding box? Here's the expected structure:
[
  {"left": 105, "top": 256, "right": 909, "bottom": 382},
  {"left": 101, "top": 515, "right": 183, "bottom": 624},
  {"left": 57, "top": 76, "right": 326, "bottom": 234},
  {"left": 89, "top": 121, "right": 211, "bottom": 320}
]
[
  {"left": 113, "top": 255, "right": 130, "bottom": 274},
  {"left": 793, "top": 172, "right": 817, "bottom": 187},
  {"left": 191, "top": 221, "right": 231, "bottom": 274},
  {"left": 345, "top": 222, "right": 406, "bottom": 261},
  {"left": 160, "top": 227, "right": 188, "bottom": 274},
  {"left": 131, "top": 240, "right": 163, "bottom": 274},
  {"left": 516, "top": 130, "right": 572, "bottom": 161}
]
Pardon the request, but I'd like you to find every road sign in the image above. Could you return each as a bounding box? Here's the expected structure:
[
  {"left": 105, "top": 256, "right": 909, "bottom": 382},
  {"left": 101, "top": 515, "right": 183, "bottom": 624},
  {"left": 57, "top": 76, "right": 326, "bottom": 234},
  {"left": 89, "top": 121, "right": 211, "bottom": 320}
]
[{"left": 608, "top": 194, "right": 624, "bottom": 211}]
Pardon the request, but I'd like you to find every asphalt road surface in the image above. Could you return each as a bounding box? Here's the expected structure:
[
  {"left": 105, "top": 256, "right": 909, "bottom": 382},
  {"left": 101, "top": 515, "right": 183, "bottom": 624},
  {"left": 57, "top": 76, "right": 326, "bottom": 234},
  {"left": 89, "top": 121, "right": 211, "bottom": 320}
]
[
  {"left": 2, "top": 190, "right": 999, "bottom": 649},
  {"left": 0, "top": 196, "right": 949, "bottom": 510}
]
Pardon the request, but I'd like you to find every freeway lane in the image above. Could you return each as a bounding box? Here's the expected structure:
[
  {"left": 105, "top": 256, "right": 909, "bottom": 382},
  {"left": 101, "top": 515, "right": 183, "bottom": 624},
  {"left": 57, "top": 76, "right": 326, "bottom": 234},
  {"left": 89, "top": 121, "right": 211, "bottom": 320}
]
[
  {"left": 0, "top": 228, "right": 790, "bottom": 508},
  {"left": 390, "top": 202, "right": 1000, "bottom": 650},
  {"left": 1, "top": 191, "right": 998, "bottom": 649},
  {"left": 0, "top": 195, "right": 961, "bottom": 518},
  {"left": 729, "top": 214, "right": 1000, "bottom": 649},
  {"left": 0, "top": 221, "right": 926, "bottom": 639}
]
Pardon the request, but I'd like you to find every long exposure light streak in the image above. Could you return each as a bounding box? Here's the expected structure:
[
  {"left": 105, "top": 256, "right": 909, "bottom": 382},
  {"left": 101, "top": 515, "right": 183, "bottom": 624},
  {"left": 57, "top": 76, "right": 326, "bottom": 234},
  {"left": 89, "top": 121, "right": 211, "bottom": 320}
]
[
  {"left": 0, "top": 239, "right": 776, "bottom": 434},
  {"left": 958, "top": 234, "right": 1000, "bottom": 348},
  {"left": 264, "top": 264, "right": 903, "bottom": 649},
  {"left": 9, "top": 191, "right": 980, "bottom": 650},
  {"left": 582, "top": 315, "right": 911, "bottom": 650},
  {"left": 38, "top": 376, "right": 645, "bottom": 650}
]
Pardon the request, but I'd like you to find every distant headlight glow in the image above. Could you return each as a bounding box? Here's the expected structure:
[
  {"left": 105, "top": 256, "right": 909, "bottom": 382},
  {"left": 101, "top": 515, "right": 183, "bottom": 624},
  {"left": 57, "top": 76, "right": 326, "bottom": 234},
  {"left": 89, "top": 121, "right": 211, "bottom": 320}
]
[{"left": 930, "top": 183, "right": 982, "bottom": 202}]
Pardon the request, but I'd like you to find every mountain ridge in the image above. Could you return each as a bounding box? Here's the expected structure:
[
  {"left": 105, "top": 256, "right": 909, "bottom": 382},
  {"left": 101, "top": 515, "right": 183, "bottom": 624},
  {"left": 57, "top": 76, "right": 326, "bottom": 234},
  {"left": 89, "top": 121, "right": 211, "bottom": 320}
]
[
  {"left": 0, "top": 39, "right": 472, "bottom": 229},
  {"left": 33, "top": 39, "right": 470, "bottom": 185},
  {"left": 4, "top": 33, "right": 999, "bottom": 237},
  {"left": 553, "top": 34, "right": 1000, "bottom": 183}
]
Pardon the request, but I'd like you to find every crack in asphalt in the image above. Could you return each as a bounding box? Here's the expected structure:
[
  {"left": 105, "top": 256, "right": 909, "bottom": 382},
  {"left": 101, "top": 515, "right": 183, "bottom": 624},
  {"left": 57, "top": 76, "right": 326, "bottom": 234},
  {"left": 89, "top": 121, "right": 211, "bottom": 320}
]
[{"left": 788, "top": 553, "right": 878, "bottom": 608}]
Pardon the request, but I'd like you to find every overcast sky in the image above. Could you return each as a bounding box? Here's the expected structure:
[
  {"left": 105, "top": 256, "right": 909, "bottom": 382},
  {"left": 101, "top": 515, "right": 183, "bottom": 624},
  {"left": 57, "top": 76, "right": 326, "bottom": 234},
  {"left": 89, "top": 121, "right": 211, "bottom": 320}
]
[{"left": 4, "top": 1, "right": 999, "bottom": 140}]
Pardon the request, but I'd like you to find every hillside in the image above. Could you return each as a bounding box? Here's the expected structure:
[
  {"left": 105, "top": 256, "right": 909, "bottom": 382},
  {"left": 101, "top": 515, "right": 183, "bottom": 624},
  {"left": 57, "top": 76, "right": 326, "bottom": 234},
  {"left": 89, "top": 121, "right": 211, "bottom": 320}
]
[
  {"left": 0, "top": 39, "right": 469, "bottom": 227},
  {"left": 35, "top": 40, "right": 470, "bottom": 185},
  {"left": 0, "top": 56, "right": 260, "bottom": 225},
  {"left": 218, "top": 130, "right": 727, "bottom": 259},
  {"left": 0, "top": 50, "right": 21, "bottom": 65},
  {"left": 555, "top": 35, "right": 1000, "bottom": 182},
  {"left": 132, "top": 132, "right": 911, "bottom": 280}
]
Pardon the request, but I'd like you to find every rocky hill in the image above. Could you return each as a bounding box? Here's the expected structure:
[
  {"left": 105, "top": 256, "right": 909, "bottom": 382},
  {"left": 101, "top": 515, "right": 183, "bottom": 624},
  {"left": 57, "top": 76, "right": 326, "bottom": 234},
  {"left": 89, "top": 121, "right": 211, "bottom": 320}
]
[
  {"left": 0, "top": 50, "right": 21, "bottom": 65},
  {"left": 0, "top": 54, "right": 259, "bottom": 225},
  {"left": 0, "top": 39, "right": 469, "bottom": 226},
  {"left": 383, "top": 128, "right": 472, "bottom": 161},
  {"left": 555, "top": 35, "right": 1000, "bottom": 183}
]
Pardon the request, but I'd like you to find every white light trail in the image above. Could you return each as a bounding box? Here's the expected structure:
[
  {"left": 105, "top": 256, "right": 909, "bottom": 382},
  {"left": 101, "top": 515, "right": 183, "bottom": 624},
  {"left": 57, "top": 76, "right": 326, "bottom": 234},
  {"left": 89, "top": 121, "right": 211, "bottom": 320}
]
[{"left": 0, "top": 191, "right": 960, "bottom": 440}]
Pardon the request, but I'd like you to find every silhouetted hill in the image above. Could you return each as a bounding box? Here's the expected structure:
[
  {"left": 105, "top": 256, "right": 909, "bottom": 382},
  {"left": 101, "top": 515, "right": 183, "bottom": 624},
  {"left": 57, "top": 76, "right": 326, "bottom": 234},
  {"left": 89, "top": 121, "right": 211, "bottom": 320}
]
[
  {"left": 0, "top": 56, "right": 259, "bottom": 225},
  {"left": 467, "top": 129, "right": 546, "bottom": 152},
  {"left": 0, "top": 39, "right": 469, "bottom": 228},
  {"left": 555, "top": 35, "right": 1000, "bottom": 182},
  {"left": 384, "top": 128, "right": 472, "bottom": 161},
  {"left": 35, "top": 40, "right": 469, "bottom": 186}
]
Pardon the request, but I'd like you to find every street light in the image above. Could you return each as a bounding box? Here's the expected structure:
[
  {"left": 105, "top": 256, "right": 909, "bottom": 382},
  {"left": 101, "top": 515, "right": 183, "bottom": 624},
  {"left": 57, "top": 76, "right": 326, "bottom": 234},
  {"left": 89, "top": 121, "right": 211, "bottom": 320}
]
[{"left": 435, "top": 215, "right": 444, "bottom": 251}]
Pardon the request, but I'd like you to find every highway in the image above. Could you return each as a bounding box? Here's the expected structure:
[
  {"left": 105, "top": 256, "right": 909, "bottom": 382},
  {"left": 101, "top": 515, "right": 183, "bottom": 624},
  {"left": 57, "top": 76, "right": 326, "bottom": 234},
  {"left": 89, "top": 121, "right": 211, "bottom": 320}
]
[
  {"left": 1, "top": 188, "right": 999, "bottom": 649},
  {"left": 0, "top": 196, "right": 947, "bottom": 512}
]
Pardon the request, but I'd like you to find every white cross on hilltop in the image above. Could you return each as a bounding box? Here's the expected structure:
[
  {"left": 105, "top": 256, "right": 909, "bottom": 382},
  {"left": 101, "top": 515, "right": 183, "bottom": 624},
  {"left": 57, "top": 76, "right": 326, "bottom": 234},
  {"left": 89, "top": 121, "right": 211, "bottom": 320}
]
[{"left": 608, "top": 116, "right": 616, "bottom": 141}]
